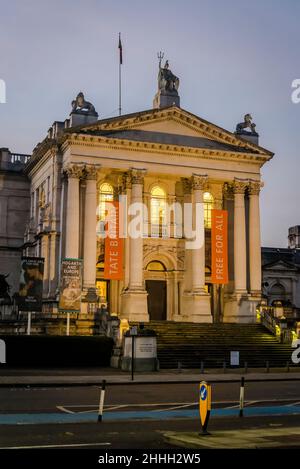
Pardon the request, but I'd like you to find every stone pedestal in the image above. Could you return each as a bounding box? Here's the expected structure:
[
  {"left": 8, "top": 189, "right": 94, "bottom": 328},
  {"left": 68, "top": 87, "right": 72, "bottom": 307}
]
[
  {"left": 182, "top": 292, "right": 212, "bottom": 323},
  {"left": 120, "top": 290, "right": 149, "bottom": 322},
  {"left": 223, "top": 294, "right": 257, "bottom": 323},
  {"left": 153, "top": 90, "right": 180, "bottom": 109},
  {"left": 69, "top": 111, "right": 98, "bottom": 127},
  {"left": 121, "top": 333, "right": 158, "bottom": 371},
  {"left": 235, "top": 130, "right": 259, "bottom": 146}
]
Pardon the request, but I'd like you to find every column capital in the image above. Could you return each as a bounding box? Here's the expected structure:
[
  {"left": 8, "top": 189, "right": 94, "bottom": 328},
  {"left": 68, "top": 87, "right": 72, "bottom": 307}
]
[
  {"left": 83, "top": 164, "right": 99, "bottom": 180},
  {"left": 233, "top": 178, "right": 248, "bottom": 194},
  {"left": 129, "top": 168, "right": 147, "bottom": 185},
  {"left": 63, "top": 163, "right": 84, "bottom": 179},
  {"left": 248, "top": 179, "right": 263, "bottom": 195},
  {"left": 191, "top": 174, "right": 208, "bottom": 191},
  {"left": 181, "top": 177, "right": 192, "bottom": 195},
  {"left": 122, "top": 172, "right": 132, "bottom": 191},
  {"left": 223, "top": 182, "right": 234, "bottom": 199}
]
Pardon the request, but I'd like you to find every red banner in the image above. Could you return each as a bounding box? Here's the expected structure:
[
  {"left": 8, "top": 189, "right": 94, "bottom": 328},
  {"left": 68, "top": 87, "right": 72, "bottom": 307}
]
[
  {"left": 104, "top": 201, "right": 123, "bottom": 280},
  {"left": 211, "top": 209, "right": 228, "bottom": 284}
]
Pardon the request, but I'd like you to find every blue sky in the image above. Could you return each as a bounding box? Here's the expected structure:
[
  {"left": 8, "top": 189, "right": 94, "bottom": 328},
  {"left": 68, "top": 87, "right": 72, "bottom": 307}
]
[{"left": 0, "top": 0, "right": 299, "bottom": 247}]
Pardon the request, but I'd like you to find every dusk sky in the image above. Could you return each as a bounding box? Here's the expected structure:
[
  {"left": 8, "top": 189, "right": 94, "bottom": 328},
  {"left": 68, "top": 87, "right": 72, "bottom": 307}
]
[{"left": 0, "top": 0, "right": 299, "bottom": 247}]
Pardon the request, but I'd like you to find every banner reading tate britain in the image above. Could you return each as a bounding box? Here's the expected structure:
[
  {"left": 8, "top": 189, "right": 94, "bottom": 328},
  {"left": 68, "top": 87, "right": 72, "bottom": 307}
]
[
  {"left": 104, "top": 201, "right": 123, "bottom": 280},
  {"left": 211, "top": 209, "right": 228, "bottom": 284}
]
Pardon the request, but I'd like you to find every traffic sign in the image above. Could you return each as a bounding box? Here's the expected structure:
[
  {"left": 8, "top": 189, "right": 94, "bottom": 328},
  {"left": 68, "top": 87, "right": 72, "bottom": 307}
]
[{"left": 199, "top": 380, "right": 211, "bottom": 434}]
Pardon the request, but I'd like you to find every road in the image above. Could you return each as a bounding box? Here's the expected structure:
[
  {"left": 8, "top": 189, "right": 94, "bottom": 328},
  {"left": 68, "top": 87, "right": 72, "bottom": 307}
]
[
  {"left": 0, "top": 381, "right": 299, "bottom": 448},
  {"left": 0, "top": 381, "right": 300, "bottom": 413}
]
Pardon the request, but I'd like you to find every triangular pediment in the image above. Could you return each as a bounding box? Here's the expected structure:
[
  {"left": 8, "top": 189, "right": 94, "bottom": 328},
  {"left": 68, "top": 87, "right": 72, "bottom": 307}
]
[
  {"left": 75, "top": 106, "right": 273, "bottom": 157},
  {"left": 263, "top": 259, "right": 298, "bottom": 271}
]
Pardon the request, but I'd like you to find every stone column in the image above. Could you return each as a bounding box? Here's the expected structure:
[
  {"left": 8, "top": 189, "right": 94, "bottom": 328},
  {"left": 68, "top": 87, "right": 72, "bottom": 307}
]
[
  {"left": 41, "top": 234, "right": 49, "bottom": 296},
  {"left": 82, "top": 165, "right": 98, "bottom": 302},
  {"left": 122, "top": 173, "right": 131, "bottom": 289},
  {"left": 182, "top": 174, "right": 212, "bottom": 323},
  {"left": 121, "top": 169, "right": 149, "bottom": 322},
  {"left": 233, "top": 178, "right": 248, "bottom": 295},
  {"left": 181, "top": 178, "right": 192, "bottom": 295},
  {"left": 249, "top": 180, "right": 262, "bottom": 296},
  {"left": 49, "top": 232, "right": 59, "bottom": 298},
  {"left": 129, "top": 169, "right": 145, "bottom": 290},
  {"left": 191, "top": 174, "right": 207, "bottom": 294},
  {"left": 64, "top": 164, "right": 82, "bottom": 259}
]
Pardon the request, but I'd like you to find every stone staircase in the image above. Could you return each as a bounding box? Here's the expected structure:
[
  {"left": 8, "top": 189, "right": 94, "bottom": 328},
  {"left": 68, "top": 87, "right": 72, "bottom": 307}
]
[{"left": 146, "top": 321, "right": 295, "bottom": 369}]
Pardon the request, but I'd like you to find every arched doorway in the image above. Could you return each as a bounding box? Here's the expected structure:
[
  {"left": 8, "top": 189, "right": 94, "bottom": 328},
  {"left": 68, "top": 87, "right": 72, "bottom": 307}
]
[
  {"left": 269, "top": 282, "right": 286, "bottom": 305},
  {"left": 145, "top": 261, "right": 167, "bottom": 320}
]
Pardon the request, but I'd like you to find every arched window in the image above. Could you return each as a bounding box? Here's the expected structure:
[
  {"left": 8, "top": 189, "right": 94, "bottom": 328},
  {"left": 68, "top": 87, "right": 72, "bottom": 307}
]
[
  {"left": 98, "top": 182, "right": 114, "bottom": 221},
  {"left": 146, "top": 261, "right": 166, "bottom": 271},
  {"left": 270, "top": 283, "right": 286, "bottom": 304},
  {"left": 97, "top": 182, "right": 114, "bottom": 237},
  {"left": 150, "top": 186, "right": 167, "bottom": 237},
  {"left": 203, "top": 192, "right": 214, "bottom": 229}
]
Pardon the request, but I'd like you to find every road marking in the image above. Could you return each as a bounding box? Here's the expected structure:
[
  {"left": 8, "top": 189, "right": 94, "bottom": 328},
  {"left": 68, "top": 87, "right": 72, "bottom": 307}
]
[
  {"left": 76, "top": 405, "right": 129, "bottom": 414},
  {"left": 56, "top": 406, "right": 74, "bottom": 414},
  {"left": 285, "top": 401, "right": 300, "bottom": 407},
  {"left": 0, "top": 442, "right": 111, "bottom": 449},
  {"left": 1, "top": 404, "right": 300, "bottom": 425},
  {"left": 155, "top": 403, "right": 197, "bottom": 412},
  {"left": 62, "top": 402, "right": 197, "bottom": 408}
]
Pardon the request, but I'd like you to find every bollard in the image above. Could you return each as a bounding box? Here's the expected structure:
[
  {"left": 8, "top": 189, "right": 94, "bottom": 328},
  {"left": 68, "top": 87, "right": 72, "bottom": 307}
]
[
  {"left": 244, "top": 361, "right": 248, "bottom": 374},
  {"left": 97, "top": 380, "right": 106, "bottom": 422},
  {"left": 286, "top": 361, "right": 290, "bottom": 372},
  {"left": 266, "top": 360, "right": 270, "bottom": 373},
  {"left": 223, "top": 361, "right": 226, "bottom": 373},
  {"left": 199, "top": 381, "right": 211, "bottom": 435},
  {"left": 239, "top": 376, "right": 245, "bottom": 417},
  {"left": 200, "top": 361, "right": 204, "bottom": 374}
]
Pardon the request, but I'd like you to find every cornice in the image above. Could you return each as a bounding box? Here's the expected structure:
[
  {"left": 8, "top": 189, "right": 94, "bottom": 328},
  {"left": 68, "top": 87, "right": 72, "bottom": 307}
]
[
  {"left": 62, "top": 133, "right": 271, "bottom": 166},
  {"left": 82, "top": 107, "right": 273, "bottom": 158},
  {"left": 25, "top": 139, "right": 58, "bottom": 174}
]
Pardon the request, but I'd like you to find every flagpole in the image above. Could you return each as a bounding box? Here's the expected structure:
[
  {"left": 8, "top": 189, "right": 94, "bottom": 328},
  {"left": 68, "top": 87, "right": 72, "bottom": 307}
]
[
  {"left": 119, "top": 57, "right": 121, "bottom": 116},
  {"left": 118, "top": 32, "right": 122, "bottom": 116}
]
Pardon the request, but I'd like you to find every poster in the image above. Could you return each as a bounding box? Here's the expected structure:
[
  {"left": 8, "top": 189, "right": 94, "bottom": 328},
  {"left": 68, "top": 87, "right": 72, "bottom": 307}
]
[
  {"left": 211, "top": 209, "right": 228, "bottom": 284},
  {"left": 104, "top": 201, "right": 123, "bottom": 280},
  {"left": 58, "top": 259, "right": 82, "bottom": 312},
  {"left": 18, "top": 257, "right": 44, "bottom": 311}
]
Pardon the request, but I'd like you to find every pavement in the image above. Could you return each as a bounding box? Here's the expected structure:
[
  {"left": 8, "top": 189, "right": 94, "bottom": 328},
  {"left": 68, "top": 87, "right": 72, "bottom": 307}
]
[
  {"left": 0, "top": 366, "right": 300, "bottom": 386},
  {"left": 163, "top": 426, "right": 300, "bottom": 449}
]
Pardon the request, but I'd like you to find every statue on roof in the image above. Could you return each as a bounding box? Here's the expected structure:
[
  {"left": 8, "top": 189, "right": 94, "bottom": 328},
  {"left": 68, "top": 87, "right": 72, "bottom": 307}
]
[
  {"left": 236, "top": 114, "right": 258, "bottom": 135},
  {"left": 71, "top": 92, "right": 97, "bottom": 115},
  {"left": 157, "top": 53, "right": 179, "bottom": 93}
]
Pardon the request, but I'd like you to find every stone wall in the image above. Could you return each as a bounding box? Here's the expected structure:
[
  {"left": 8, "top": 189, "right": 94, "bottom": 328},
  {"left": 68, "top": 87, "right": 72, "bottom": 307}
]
[{"left": 0, "top": 148, "right": 31, "bottom": 298}]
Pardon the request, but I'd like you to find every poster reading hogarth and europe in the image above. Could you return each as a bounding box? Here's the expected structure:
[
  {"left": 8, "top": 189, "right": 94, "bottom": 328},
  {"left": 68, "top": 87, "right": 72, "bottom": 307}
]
[
  {"left": 18, "top": 257, "right": 44, "bottom": 312},
  {"left": 58, "top": 259, "right": 82, "bottom": 312}
]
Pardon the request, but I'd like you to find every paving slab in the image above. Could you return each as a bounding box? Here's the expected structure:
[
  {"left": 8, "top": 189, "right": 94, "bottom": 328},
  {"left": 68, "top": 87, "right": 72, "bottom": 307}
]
[
  {"left": 163, "top": 426, "right": 300, "bottom": 448},
  {"left": 0, "top": 367, "right": 299, "bottom": 386}
]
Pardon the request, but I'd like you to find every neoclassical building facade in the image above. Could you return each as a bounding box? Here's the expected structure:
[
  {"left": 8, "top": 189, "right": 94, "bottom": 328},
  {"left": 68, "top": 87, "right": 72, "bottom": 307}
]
[{"left": 24, "top": 81, "right": 273, "bottom": 324}]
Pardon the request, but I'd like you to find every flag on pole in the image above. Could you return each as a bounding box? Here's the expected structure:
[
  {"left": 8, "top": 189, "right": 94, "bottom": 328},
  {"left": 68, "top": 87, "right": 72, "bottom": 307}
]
[{"left": 118, "top": 33, "right": 123, "bottom": 65}]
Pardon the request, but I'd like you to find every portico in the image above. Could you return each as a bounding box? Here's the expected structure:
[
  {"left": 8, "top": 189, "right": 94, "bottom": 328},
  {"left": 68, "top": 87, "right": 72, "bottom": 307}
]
[{"left": 24, "top": 62, "right": 273, "bottom": 327}]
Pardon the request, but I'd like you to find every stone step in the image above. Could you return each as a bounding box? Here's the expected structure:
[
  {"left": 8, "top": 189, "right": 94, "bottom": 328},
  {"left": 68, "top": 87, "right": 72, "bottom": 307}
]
[{"left": 137, "top": 321, "right": 295, "bottom": 369}]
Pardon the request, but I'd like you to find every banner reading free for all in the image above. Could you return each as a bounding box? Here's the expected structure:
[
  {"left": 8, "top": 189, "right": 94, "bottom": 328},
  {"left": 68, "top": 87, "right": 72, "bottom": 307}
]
[{"left": 211, "top": 209, "right": 228, "bottom": 284}]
